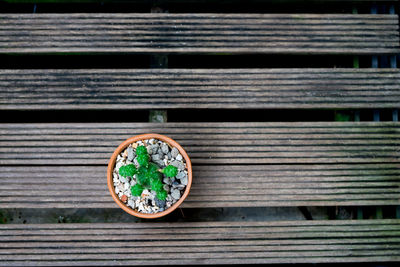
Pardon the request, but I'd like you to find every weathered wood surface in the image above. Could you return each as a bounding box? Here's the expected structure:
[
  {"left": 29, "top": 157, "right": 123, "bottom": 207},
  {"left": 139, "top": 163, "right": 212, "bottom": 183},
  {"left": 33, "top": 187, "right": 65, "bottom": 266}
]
[
  {"left": 1, "top": 68, "right": 400, "bottom": 109},
  {"left": 0, "top": 164, "right": 399, "bottom": 208},
  {"left": 0, "top": 220, "right": 399, "bottom": 265},
  {"left": 4, "top": 0, "right": 398, "bottom": 2},
  {"left": 0, "top": 13, "right": 398, "bottom": 54},
  {"left": 0, "top": 122, "right": 398, "bottom": 208},
  {"left": 0, "top": 122, "right": 398, "bottom": 165}
]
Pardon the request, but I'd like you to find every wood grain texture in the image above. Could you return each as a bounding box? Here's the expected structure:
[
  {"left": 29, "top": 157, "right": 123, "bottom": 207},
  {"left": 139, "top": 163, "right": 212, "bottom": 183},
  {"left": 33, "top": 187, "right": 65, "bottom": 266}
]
[
  {"left": 0, "top": 164, "right": 399, "bottom": 208},
  {"left": 4, "top": 0, "right": 398, "bottom": 2},
  {"left": 0, "top": 13, "right": 398, "bottom": 55},
  {"left": 0, "top": 220, "right": 399, "bottom": 265},
  {"left": 0, "top": 122, "right": 398, "bottom": 165},
  {"left": 1, "top": 68, "right": 400, "bottom": 109}
]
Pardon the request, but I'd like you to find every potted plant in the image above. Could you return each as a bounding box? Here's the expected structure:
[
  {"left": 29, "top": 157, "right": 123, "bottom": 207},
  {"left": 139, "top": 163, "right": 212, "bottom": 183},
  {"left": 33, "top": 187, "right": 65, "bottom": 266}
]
[{"left": 107, "top": 134, "right": 192, "bottom": 219}]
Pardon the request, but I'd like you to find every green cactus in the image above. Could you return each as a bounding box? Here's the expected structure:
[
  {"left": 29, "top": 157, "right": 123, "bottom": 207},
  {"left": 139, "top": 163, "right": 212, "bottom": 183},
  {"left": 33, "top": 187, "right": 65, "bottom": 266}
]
[
  {"left": 162, "top": 165, "right": 179, "bottom": 178},
  {"left": 118, "top": 164, "right": 137, "bottom": 177},
  {"left": 135, "top": 145, "right": 147, "bottom": 156},
  {"left": 119, "top": 145, "right": 179, "bottom": 201},
  {"left": 130, "top": 183, "right": 144, "bottom": 197},
  {"left": 137, "top": 153, "right": 150, "bottom": 167},
  {"left": 156, "top": 189, "right": 168, "bottom": 201}
]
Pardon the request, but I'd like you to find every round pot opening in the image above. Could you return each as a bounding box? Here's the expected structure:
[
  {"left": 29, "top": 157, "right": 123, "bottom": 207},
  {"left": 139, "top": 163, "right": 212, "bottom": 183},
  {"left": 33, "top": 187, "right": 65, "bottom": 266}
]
[{"left": 107, "top": 134, "right": 192, "bottom": 219}]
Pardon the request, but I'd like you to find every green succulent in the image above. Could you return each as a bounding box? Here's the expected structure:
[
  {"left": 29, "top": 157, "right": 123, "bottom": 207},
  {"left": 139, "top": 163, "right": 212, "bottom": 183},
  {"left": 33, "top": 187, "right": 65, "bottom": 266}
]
[
  {"left": 135, "top": 145, "right": 147, "bottom": 156},
  {"left": 118, "top": 164, "right": 137, "bottom": 177},
  {"left": 150, "top": 178, "right": 163, "bottom": 192},
  {"left": 137, "top": 153, "right": 150, "bottom": 167},
  {"left": 156, "top": 189, "right": 168, "bottom": 201},
  {"left": 131, "top": 183, "right": 144, "bottom": 197},
  {"left": 119, "top": 145, "right": 180, "bottom": 201},
  {"left": 162, "top": 165, "right": 179, "bottom": 177}
]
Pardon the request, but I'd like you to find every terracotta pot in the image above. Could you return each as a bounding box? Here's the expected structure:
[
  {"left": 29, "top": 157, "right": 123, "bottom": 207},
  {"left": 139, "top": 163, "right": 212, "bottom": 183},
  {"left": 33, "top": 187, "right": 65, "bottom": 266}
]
[{"left": 107, "top": 133, "right": 192, "bottom": 219}]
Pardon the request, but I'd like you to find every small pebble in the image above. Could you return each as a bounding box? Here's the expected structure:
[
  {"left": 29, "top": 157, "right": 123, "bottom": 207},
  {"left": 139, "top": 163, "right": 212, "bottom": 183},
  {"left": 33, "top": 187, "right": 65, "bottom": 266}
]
[
  {"left": 127, "top": 147, "right": 134, "bottom": 161},
  {"left": 155, "top": 198, "right": 166, "bottom": 209},
  {"left": 116, "top": 161, "right": 124, "bottom": 170},
  {"left": 155, "top": 160, "right": 165, "bottom": 167},
  {"left": 172, "top": 181, "right": 185, "bottom": 190},
  {"left": 176, "top": 154, "right": 183, "bottom": 161},
  {"left": 124, "top": 182, "right": 130, "bottom": 191},
  {"left": 147, "top": 146, "right": 153, "bottom": 155},
  {"left": 161, "top": 144, "right": 169, "bottom": 154},
  {"left": 149, "top": 139, "right": 156, "bottom": 145},
  {"left": 121, "top": 195, "right": 128, "bottom": 203},
  {"left": 170, "top": 160, "right": 185, "bottom": 170},
  {"left": 163, "top": 184, "right": 170, "bottom": 192},
  {"left": 141, "top": 189, "right": 150, "bottom": 197},
  {"left": 170, "top": 160, "right": 179, "bottom": 168},
  {"left": 117, "top": 183, "right": 124, "bottom": 192},
  {"left": 180, "top": 176, "right": 188, "bottom": 186},
  {"left": 128, "top": 199, "right": 135, "bottom": 208},
  {"left": 152, "top": 154, "right": 161, "bottom": 161},
  {"left": 171, "top": 189, "right": 181, "bottom": 200},
  {"left": 163, "top": 177, "right": 173, "bottom": 185},
  {"left": 166, "top": 195, "right": 173, "bottom": 202},
  {"left": 152, "top": 207, "right": 159, "bottom": 213},
  {"left": 138, "top": 202, "right": 145, "bottom": 212},
  {"left": 171, "top": 147, "right": 179, "bottom": 158},
  {"left": 120, "top": 176, "right": 129, "bottom": 184},
  {"left": 151, "top": 144, "right": 159, "bottom": 154},
  {"left": 176, "top": 171, "right": 186, "bottom": 179}
]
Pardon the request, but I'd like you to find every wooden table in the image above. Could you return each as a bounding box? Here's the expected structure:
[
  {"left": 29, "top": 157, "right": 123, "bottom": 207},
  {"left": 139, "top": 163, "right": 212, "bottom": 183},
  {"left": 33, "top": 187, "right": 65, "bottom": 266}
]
[{"left": 0, "top": 0, "right": 399, "bottom": 265}]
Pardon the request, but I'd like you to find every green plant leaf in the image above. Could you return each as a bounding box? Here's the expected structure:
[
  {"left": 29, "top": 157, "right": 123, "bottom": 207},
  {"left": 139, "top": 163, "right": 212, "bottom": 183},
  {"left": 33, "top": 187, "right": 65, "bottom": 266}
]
[
  {"left": 118, "top": 164, "right": 137, "bottom": 177},
  {"left": 137, "top": 167, "right": 150, "bottom": 187},
  {"left": 137, "top": 154, "right": 149, "bottom": 167},
  {"left": 162, "top": 165, "right": 178, "bottom": 178},
  {"left": 156, "top": 189, "right": 168, "bottom": 201},
  {"left": 136, "top": 145, "right": 148, "bottom": 156},
  {"left": 150, "top": 178, "right": 163, "bottom": 192},
  {"left": 130, "top": 183, "right": 144, "bottom": 197},
  {"left": 149, "top": 163, "right": 162, "bottom": 179}
]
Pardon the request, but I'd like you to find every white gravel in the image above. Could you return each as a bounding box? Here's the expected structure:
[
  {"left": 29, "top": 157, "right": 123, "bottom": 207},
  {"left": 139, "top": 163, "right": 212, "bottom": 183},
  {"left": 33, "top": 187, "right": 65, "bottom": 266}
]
[{"left": 113, "top": 138, "right": 187, "bottom": 214}]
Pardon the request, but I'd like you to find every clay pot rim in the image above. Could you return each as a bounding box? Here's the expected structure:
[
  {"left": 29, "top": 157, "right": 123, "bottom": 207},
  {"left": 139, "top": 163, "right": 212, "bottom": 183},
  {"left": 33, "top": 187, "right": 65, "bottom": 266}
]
[{"left": 107, "top": 133, "right": 192, "bottom": 219}]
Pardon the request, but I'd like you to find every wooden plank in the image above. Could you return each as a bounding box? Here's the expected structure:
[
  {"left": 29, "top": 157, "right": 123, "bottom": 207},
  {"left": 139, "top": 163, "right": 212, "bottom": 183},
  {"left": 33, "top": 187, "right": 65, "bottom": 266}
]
[
  {"left": 4, "top": 0, "right": 398, "bottom": 3},
  {"left": 0, "top": 164, "right": 399, "bottom": 208},
  {"left": 0, "top": 122, "right": 398, "bottom": 165},
  {"left": 0, "top": 220, "right": 399, "bottom": 265},
  {"left": 1, "top": 68, "right": 400, "bottom": 109},
  {"left": 0, "top": 14, "right": 398, "bottom": 55}
]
